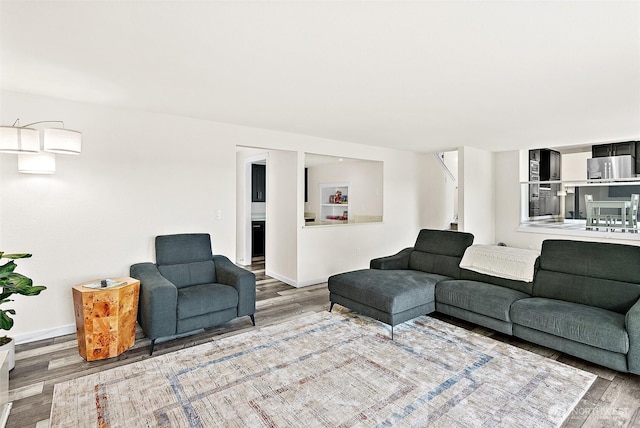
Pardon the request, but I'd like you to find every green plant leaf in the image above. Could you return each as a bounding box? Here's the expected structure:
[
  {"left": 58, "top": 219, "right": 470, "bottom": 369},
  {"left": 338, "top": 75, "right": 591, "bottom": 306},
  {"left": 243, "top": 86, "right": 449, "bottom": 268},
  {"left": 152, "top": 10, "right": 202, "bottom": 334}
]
[
  {"left": 1, "top": 272, "right": 33, "bottom": 289},
  {"left": 0, "top": 311, "right": 14, "bottom": 331},
  {"left": 0, "top": 251, "right": 45, "bottom": 333},
  {"left": 0, "top": 261, "right": 17, "bottom": 276},
  {"left": 2, "top": 284, "right": 45, "bottom": 299},
  {"left": 1, "top": 253, "right": 31, "bottom": 260}
]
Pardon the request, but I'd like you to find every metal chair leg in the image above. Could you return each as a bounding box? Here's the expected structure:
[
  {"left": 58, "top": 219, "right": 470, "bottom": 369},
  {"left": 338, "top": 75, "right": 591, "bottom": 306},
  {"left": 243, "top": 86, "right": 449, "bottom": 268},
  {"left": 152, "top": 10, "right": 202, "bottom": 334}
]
[
  {"left": 329, "top": 302, "right": 335, "bottom": 312},
  {"left": 249, "top": 314, "right": 255, "bottom": 326},
  {"left": 149, "top": 339, "right": 156, "bottom": 356}
]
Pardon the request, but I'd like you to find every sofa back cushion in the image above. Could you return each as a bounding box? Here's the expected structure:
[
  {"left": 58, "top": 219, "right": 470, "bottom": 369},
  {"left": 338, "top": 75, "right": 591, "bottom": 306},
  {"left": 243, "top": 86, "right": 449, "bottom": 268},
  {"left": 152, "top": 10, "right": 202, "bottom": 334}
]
[
  {"left": 460, "top": 268, "right": 535, "bottom": 295},
  {"left": 533, "top": 239, "right": 640, "bottom": 313},
  {"left": 408, "top": 229, "right": 474, "bottom": 278}
]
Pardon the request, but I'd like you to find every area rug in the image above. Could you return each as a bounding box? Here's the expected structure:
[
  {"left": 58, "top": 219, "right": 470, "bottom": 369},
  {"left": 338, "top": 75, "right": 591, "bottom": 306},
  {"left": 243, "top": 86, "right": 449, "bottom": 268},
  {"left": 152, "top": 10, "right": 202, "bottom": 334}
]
[{"left": 50, "top": 310, "right": 596, "bottom": 427}]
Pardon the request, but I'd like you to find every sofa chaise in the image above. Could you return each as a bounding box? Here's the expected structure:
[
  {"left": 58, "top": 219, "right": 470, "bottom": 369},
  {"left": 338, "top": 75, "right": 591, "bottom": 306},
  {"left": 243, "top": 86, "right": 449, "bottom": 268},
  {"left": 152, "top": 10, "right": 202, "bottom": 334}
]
[{"left": 328, "top": 229, "right": 474, "bottom": 338}]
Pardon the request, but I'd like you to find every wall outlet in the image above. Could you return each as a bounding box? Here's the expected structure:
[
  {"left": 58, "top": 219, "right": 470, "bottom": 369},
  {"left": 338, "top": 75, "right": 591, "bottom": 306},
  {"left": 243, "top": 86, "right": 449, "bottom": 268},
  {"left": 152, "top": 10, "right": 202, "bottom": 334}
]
[
  {"left": 355, "top": 247, "right": 361, "bottom": 256},
  {"left": 216, "top": 210, "right": 222, "bottom": 220}
]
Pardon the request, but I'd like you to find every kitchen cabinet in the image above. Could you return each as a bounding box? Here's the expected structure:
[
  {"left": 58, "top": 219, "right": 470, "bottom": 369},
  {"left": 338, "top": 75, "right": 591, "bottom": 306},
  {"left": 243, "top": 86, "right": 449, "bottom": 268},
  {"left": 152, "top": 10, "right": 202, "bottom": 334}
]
[
  {"left": 319, "top": 183, "right": 349, "bottom": 222},
  {"left": 530, "top": 149, "right": 560, "bottom": 181},
  {"left": 528, "top": 149, "right": 561, "bottom": 217},
  {"left": 252, "top": 164, "right": 266, "bottom": 202},
  {"left": 592, "top": 142, "right": 637, "bottom": 159},
  {"left": 548, "top": 150, "right": 561, "bottom": 180},
  {"left": 251, "top": 221, "right": 265, "bottom": 257}
]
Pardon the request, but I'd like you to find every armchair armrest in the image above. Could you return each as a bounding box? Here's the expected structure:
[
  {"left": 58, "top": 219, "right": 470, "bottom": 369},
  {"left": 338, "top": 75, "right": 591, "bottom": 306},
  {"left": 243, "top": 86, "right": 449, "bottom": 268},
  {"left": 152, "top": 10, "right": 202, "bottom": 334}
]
[
  {"left": 626, "top": 297, "right": 640, "bottom": 374},
  {"left": 213, "top": 255, "right": 256, "bottom": 317},
  {"left": 370, "top": 247, "right": 413, "bottom": 270},
  {"left": 130, "top": 262, "right": 178, "bottom": 340}
]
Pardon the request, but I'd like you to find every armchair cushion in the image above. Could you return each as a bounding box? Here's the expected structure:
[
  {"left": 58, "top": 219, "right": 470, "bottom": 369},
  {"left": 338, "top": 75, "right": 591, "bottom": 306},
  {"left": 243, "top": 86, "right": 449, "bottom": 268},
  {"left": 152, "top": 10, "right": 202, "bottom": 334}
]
[
  {"left": 156, "top": 234, "right": 214, "bottom": 265},
  {"left": 177, "top": 283, "right": 239, "bottom": 319},
  {"left": 158, "top": 260, "right": 216, "bottom": 289}
]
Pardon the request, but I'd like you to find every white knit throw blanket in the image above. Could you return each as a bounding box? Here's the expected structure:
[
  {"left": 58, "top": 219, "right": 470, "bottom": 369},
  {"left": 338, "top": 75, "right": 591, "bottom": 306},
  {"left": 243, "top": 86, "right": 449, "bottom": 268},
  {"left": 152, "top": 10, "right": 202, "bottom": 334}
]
[{"left": 459, "top": 245, "right": 539, "bottom": 282}]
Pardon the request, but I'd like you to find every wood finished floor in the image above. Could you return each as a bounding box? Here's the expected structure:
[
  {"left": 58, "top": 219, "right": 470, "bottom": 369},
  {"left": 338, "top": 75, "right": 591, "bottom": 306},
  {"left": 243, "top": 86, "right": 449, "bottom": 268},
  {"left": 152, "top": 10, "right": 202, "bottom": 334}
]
[{"left": 7, "top": 259, "right": 640, "bottom": 427}]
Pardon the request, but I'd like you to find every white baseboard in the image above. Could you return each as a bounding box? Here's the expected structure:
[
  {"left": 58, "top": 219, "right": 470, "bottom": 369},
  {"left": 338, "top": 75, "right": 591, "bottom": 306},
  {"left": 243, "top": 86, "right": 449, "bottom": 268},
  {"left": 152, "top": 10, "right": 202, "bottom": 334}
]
[
  {"left": 265, "top": 271, "right": 327, "bottom": 288},
  {"left": 13, "top": 324, "right": 76, "bottom": 345},
  {"left": 295, "top": 277, "right": 329, "bottom": 288},
  {"left": 265, "top": 270, "right": 296, "bottom": 286},
  {"left": 13, "top": 272, "right": 329, "bottom": 344}
]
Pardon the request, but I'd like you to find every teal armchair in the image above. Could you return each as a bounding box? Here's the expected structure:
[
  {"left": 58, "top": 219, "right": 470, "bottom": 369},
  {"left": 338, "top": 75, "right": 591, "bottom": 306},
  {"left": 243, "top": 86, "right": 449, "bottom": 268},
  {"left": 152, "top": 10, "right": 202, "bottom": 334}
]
[{"left": 130, "top": 233, "right": 256, "bottom": 354}]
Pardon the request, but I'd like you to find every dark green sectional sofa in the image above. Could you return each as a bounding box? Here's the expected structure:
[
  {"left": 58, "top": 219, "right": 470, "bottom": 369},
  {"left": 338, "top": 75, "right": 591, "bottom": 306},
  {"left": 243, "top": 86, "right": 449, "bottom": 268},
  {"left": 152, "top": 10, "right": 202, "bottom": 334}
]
[{"left": 328, "top": 229, "right": 640, "bottom": 374}]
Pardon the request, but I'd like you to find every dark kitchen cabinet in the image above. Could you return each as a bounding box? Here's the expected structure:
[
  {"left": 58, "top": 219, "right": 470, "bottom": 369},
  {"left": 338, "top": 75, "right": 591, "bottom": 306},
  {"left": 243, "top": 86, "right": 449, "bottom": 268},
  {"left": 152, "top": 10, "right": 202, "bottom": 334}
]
[
  {"left": 251, "top": 221, "right": 265, "bottom": 257},
  {"left": 529, "top": 149, "right": 561, "bottom": 217},
  {"left": 252, "top": 164, "right": 266, "bottom": 202},
  {"left": 529, "top": 149, "right": 560, "bottom": 181},
  {"left": 592, "top": 142, "right": 637, "bottom": 158}
]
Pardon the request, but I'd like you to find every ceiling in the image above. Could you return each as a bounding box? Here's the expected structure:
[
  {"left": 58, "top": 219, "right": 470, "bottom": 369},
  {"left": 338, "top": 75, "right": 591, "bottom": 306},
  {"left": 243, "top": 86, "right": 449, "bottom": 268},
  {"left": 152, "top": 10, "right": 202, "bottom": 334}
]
[{"left": 1, "top": 1, "right": 639, "bottom": 154}]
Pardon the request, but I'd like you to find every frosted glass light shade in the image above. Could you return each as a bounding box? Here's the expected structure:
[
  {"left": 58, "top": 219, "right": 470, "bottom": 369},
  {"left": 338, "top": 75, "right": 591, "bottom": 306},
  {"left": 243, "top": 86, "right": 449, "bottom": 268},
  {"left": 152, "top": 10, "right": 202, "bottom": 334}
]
[
  {"left": 44, "top": 128, "right": 82, "bottom": 154},
  {"left": 18, "top": 153, "right": 56, "bottom": 174},
  {"left": 0, "top": 126, "right": 40, "bottom": 154}
]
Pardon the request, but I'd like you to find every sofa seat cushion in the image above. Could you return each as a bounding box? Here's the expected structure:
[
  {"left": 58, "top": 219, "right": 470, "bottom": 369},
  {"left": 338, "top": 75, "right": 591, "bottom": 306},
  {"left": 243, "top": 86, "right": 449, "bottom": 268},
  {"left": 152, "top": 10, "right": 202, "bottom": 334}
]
[
  {"left": 436, "top": 280, "right": 530, "bottom": 322},
  {"left": 177, "top": 283, "right": 238, "bottom": 319},
  {"left": 328, "top": 269, "right": 445, "bottom": 314},
  {"left": 510, "top": 298, "right": 629, "bottom": 354}
]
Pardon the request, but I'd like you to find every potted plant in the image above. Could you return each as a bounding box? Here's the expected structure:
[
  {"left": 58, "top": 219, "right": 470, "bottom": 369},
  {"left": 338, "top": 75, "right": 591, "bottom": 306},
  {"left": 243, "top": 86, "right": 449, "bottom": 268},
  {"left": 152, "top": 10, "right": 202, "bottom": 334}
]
[{"left": 0, "top": 252, "right": 46, "bottom": 370}]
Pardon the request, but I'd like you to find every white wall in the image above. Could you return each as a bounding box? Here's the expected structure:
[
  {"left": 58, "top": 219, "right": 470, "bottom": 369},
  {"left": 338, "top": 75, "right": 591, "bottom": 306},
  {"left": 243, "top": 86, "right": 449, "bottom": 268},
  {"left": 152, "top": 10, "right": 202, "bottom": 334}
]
[
  {"left": 415, "top": 153, "right": 458, "bottom": 229},
  {"left": 265, "top": 150, "right": 298, "bottom": 284},
  {"left": 458, "top": 146, "right": 495, "bottom": 244},
  {"left": 296, "top": 151, "right": 445, "bottom": 286},
  {"left": 1, "top": 90, "right": 444, "bottom": 340},
  {"left": 1, "top": 91, "right": 239, "bottom": 341},
  {"left": 561, "top": 151, "right": 591, "bottom": 181},
  {"left": 297, "top": 152, "right": 427, "bottom": 284}
]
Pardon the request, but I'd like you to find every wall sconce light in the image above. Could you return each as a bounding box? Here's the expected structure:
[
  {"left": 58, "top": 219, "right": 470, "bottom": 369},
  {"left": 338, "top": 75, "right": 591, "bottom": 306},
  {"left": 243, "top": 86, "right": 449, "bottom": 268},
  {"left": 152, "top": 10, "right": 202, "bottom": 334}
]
[
  {"left": 0, "top": 126, "right": 40, "bottom": 153},
  {"left": 43, "top": 128, "right": 82, "bottom": 154},
  {"left": 0, "top": 119, "right": 82, "bottom": 174},
  {"left": 18, "top": 153, "right": 56, "bottom": 174}
]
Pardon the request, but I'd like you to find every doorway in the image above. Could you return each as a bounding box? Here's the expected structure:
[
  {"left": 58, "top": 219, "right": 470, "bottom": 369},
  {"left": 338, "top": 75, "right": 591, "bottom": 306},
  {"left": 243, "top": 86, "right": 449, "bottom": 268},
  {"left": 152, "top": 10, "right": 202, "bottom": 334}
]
[{"left": 236, "top": 148, "right": 268, "bottom": 266}]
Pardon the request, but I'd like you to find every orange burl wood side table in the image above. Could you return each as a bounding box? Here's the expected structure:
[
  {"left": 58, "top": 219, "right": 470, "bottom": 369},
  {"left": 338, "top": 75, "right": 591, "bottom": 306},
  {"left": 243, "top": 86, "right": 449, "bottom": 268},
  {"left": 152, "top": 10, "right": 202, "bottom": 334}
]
[{"left": 72, "top": 277, "right": 140, "bottom": 361}]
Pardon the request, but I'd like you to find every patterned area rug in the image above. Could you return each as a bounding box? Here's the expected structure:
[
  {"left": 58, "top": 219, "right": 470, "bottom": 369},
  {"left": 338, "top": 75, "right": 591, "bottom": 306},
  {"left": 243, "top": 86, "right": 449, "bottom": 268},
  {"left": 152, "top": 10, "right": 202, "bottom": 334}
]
[{"left": 50, "top": 310, "right": 596, "bottom": 427}]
